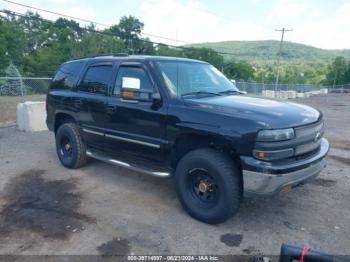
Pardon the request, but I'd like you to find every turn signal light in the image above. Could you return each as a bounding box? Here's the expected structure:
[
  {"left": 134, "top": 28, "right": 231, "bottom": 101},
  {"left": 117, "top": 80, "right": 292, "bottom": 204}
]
[
  {"left": 121, "top": 91, "right": 134, "bottom": 97},
  {"left": 253, "top": 148, "right": 294, "bottom": 161},
  {"left": 258, "top": 152, "right": 265, "bottom": 158}
]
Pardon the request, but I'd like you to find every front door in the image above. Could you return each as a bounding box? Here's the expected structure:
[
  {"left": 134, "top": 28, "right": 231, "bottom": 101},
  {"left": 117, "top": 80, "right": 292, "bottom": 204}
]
[{"left": 105, "top": 63, "right": 167, "bottom": 162}]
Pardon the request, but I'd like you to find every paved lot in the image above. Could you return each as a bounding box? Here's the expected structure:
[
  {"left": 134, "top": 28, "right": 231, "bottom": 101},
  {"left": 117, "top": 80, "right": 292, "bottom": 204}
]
[{"left": 0, "top": 94, "right": 349, "bottom": 257}]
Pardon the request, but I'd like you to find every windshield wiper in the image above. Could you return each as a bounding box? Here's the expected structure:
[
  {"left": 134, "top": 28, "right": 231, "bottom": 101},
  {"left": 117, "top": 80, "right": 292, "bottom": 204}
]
[
  {"left": 219, "top": 90, "right": 245, "bottom": 95},
  {"left": 181, "top": 91, "right": 221, "bottom": 97}
]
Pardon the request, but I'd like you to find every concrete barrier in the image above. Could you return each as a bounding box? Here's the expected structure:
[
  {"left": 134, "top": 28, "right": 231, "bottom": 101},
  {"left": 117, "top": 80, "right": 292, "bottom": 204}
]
[
  {"left": 320, "top": 88, "right": 328, "bottom": 94},
  {"left": 262, "top": 90, "right": 276, "bottom": 98},
  {"left": 262, "top": 89, "right": 326, "bottom": 99},
  {"left": 287, "top": 91, "right": 297, "bottom": 99},
  {"left": 17, "top": 101, "right": 48, "bottom": 132}
]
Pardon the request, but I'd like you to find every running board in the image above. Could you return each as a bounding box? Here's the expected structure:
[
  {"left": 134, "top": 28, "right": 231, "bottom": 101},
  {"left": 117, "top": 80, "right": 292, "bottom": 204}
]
[{"left": 86, "top": 150, "right": 173, "bottom": 178}]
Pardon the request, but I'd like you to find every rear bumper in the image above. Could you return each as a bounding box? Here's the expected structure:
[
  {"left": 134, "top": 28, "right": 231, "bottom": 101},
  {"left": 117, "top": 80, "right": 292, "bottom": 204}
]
[{"left": 241, "top": 138, "right": 329, "bottom": 197}]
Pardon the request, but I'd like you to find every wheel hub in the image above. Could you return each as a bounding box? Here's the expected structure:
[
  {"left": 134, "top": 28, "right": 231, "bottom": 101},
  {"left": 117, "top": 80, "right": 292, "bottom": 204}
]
[
  {"left": 65, "top": 143, "right": 71, "bottom": 151},
  {"left": 198, "top": 180, "right": 211, "bottom": 193}
]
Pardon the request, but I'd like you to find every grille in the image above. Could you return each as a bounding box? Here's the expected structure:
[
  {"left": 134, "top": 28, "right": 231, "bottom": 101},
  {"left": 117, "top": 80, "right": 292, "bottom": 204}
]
[
  {"left": 294, "top": 121, "right": 324, "bottom": 156},
  {"left": 295, "top": 139, "right": 322, "bottom": 155},
  {"left": 295, "top": 122, "right": 324, "bottom": 138}
]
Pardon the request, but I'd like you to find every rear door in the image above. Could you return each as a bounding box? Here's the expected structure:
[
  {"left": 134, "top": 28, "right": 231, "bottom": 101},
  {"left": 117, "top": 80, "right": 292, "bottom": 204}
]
[{"left": 75, "top": 61, "right": 114, "bottom": 145}]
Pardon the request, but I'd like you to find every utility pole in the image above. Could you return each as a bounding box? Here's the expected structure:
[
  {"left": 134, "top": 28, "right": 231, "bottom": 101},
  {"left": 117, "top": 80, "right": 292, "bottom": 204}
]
[{"left": 275, "top": 28, "right": 292, "bottom": 97}]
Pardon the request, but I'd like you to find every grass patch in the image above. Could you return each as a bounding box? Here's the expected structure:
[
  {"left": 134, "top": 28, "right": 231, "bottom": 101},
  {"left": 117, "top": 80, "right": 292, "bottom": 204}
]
[{"left": 0, "top": 95, "right": 46, "bottom": 125}]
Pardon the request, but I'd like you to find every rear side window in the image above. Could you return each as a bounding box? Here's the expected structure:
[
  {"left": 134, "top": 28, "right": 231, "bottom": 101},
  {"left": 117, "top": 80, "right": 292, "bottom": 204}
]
[
  {"left": 51, "top": 61, "right": 83, "bottom": 90},
  {"left": 113, "top": 66, "right": 153, "bottom": 96},
  {"left": 79, "top": 65, "right": 113, "bottom": 95}
]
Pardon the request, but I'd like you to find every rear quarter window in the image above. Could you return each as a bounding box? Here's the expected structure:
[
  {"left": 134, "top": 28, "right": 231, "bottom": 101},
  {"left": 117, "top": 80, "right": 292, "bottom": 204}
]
[{"left": 50, "top": 61, "right": 84, "bottom": 90}]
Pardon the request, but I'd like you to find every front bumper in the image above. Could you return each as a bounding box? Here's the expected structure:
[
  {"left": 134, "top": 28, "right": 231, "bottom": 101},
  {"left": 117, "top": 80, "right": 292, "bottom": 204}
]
[{"left": 241, "top": 138, "right": 329, "bottom": 197}]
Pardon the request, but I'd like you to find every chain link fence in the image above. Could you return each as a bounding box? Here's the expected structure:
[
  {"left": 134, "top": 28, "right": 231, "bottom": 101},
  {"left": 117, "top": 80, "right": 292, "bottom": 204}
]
[
  {"left": 1, "top": 76, "right": 349, "bottom": 99},
  {"left": 0, "top": 77, "right": 51, "bottom": 98},
  {"left": 0, "top": 77, "right": 51, "bottom": 125},
  {"left": 236, "top": 82, "right": 350, "bottom": 95},
  {"left": 0, "top": 76, "right": 349, "bottom": 125}
]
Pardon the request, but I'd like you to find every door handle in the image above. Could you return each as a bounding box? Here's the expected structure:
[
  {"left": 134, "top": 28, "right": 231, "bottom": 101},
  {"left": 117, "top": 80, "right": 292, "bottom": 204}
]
[
  {"left": 74, "top": 99, "right": 82, "bottom": 106},
  {"left": 106, "top": 105, "right": 116, "bottom": 113}
]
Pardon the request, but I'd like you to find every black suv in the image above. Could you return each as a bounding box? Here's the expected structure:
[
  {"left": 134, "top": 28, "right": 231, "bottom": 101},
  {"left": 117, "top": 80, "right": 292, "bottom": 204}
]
[{"left": 46, "top": 54, "right": 329, "bottom": 224}]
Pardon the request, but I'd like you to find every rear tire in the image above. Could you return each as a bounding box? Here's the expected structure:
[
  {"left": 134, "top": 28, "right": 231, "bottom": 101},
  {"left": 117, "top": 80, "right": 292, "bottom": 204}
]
[
  {"left": 55, "top": 123, "right": 87, "bottom": 169},
  {"left": 175, "top": 148, "right": 242, "bottom": 224}
]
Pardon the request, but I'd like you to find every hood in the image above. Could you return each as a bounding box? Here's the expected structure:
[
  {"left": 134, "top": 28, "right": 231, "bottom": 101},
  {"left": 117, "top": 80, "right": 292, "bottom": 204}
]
[{"left": 186, "top": 95, "right": 321, "bottom": 129}]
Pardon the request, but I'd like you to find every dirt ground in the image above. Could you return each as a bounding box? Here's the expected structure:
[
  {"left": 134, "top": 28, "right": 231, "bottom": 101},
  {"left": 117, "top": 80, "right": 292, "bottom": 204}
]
[{"left": 0, "top": 94, "right": 349, "bottom": 259}]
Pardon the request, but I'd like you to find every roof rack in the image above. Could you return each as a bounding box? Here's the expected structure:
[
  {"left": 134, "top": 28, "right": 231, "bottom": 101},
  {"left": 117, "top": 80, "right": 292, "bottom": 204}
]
[
  {"left": 113, "top": 53, "right": 129, "bottom": 57},
  {"left": 69, "top": 53, "right": 129, "bottom": 61}
]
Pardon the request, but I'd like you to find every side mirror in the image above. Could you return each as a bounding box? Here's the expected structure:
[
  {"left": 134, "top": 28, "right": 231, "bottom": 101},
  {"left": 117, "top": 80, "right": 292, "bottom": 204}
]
[
  {"left": 151, "top": 92, "right": 161, "bottom": 101},
  {"left": 120, "top": 77, "right": 161, "bottom": 103}
]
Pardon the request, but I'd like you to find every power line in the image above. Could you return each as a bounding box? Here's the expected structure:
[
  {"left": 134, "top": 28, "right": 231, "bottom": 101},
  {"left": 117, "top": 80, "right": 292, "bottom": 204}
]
[
  {"left": 2, "top": 0, "right": 191, "bottom": 44},
  {"left": 274, "top": 28, "right": 293, "bottom": 94},
  {"left": 1, "top": 0, "right": 239, "bottom": 53},
  {"left": 0, "top": 9, "right": 239, "bottom": 57},
  {"left": 2, "top": 0, "right": 110, "bottom": 27}
]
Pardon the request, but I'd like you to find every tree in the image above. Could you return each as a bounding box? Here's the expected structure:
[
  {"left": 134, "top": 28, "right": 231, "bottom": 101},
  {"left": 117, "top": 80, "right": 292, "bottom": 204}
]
[
  {"left": 223, "top": 61, "right": 254, "bottom": 81},
  {"left": 0, "top": 19, "right": 10, "bottom": 72},
  {"left": 344, "top": 60, "right": 350, "bottom": 83},
  {"left": 325, "top": 56, "right": 348, "bottom": 85},
  {"left": 156, "top": 45, "right": 183, "bottom": 57},
  {"left": 72, "top": 33, "right": 125, "bottom": 57},
  {"left": 183, "top": 47, "right": 223, "bottom": 68},
  {"left": 0, "top": 16, "right": 26, "bottom": 72},
  {"left": 107, "top": 16, "right": 148, "bottom": 53}
]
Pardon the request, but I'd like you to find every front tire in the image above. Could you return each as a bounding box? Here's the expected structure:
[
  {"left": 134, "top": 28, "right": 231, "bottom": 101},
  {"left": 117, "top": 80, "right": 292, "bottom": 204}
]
[
  {"left": 175, "top": 148, "right": 242, "bottom": 224},
  {"left": 55, "top": 123, "right": 87, "bottom": 169}
]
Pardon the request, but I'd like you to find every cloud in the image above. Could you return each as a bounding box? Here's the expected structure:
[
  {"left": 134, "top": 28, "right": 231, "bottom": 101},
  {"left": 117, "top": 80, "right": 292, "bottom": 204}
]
[
  {"left": 140, "top": 0, "right": 268, "bottom": 45},
  {"left": 289, "top": 3, "right": 350, "bottom": 49},
  {"left": 140, "top": 0, "right": 350, "bottom": 49},
  {"left": 46, "top": 0, "right": 72, "bottom": 3},
  {"left": 268, "top": 2, "right": 307, "bottom": 19},
  {"left": 1, "top": 0, "right": 349, "bottom": 49},
  {"left": 0, "top": 0, "right": 95, "bottom": 26},
  {"left": 52, "top": 7, "right": 96, "bottom": 21}
]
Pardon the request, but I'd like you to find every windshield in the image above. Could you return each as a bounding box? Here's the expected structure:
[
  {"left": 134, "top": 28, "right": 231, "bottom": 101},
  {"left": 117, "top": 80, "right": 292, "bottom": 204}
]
[{"left": 156, "top": 61, "right": 239, "bottom": 97}]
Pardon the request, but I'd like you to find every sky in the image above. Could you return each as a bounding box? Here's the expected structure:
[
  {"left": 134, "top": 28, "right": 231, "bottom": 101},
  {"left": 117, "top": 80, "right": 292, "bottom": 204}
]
[{"left": 1, "top": 0, "right": 350, "bottom": 50}]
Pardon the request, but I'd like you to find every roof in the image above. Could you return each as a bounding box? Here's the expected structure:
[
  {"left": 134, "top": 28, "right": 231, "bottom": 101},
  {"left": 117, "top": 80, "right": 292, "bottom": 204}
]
[{"left": 66, "top": 54, "right": 206, "bottom": 64}]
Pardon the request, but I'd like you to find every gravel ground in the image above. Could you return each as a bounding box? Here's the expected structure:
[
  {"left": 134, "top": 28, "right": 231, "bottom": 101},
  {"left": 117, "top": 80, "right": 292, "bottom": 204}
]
[{"left": 0, "top": 94, "right": 349, "bottom": 258}]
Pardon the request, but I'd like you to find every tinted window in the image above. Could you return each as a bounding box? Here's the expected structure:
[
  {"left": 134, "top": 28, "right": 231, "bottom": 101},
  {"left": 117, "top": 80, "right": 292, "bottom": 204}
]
[
  {"left": 79, "top": 65, "right": 113, "bottom": 94},
  {"left": 51, "top": 61, "right": 83, "bottom": 90},
  {"left": 113, "top": 66, "right": 152, "bottom": 96}
]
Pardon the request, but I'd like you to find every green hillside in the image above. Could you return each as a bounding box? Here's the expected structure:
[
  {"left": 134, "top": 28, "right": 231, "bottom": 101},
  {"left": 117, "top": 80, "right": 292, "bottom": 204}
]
[{"left": 188, "top": 40, "right": 350, "bottom": 63}]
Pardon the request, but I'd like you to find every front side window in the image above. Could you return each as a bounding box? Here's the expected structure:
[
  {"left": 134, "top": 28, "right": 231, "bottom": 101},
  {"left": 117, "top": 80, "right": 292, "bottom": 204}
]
[
  {"left": 113, "top": 66, "right": 153, "bottom": 96},
  {"left": 79, "top": 65, "right": 113, "bottom": 94},
  {"left": 156, "top": 61, "right": 239, "bottom": 97}
]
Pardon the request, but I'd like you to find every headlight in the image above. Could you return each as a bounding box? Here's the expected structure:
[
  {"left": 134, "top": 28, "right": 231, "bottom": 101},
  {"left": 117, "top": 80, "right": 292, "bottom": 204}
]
[{"left": 256, "top": 128, "right": 294, "bottom": 142}]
